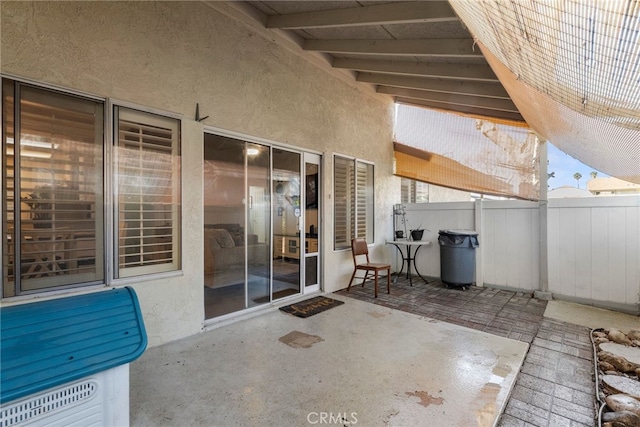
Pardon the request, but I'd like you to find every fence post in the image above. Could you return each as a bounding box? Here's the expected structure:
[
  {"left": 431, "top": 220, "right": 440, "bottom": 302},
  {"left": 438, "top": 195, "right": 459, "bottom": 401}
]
[
  {"left": 474, "top": 198, "right": 484, "bottom": 288},
  {"left": 539, "top": 200, "right": 549, "bottom": 293}
]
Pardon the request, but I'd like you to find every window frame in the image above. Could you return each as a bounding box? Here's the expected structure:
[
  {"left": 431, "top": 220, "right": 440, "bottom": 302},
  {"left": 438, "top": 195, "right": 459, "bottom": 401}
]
[{"left": 333, "top": 154, "right": 374, "bottom": 250}]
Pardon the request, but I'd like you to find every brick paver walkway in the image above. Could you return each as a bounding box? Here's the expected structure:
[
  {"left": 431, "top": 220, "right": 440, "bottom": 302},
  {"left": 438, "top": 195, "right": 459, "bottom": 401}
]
[{"left": 335, "top": 277, "right": 597, "bottom": 427}]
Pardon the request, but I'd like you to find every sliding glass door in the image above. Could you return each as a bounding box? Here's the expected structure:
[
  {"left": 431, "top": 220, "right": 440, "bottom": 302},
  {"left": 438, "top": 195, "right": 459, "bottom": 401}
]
[{"left": 204, "top": 133, "right": 320, "bottom": 319}]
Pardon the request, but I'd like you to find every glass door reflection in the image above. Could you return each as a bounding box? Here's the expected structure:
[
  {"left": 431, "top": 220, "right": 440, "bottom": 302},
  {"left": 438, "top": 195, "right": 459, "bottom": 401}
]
[
  {"left": 203, "top": 135, "right": 248, "bottom": 318},
  {"left": 271, "top": 148, "right": 301, "bottom": 300},
  {"left": 246, "top": 143, "right": 271, "bottom": 307}
]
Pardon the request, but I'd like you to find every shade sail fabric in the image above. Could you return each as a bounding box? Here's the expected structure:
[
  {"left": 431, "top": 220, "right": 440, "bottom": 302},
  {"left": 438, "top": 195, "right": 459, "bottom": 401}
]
[
  {"left": 450, "top": 0, "right": 640, "bottom": 184},
  {"left": 394, "top": 104, "right": 540, "bottom": 200}
]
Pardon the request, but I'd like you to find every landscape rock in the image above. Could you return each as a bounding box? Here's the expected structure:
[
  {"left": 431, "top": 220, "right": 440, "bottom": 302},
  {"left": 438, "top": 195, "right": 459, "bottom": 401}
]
[
  {"left": 605, "top": 394, "right": 640, "bottom": 417},
  {"left": 609, "top": 329, "right": 633, "bottom": 346},
  {"left": 603, "top": 375, "right": 640, "bottom": 399},
  {"left": 601, "top": 410, "right": 640, "bottom": 427},
  {"left": 600, "top": 351, "right": 640, "bottom": 373},
  {"left": 596, "top": 328, "right": 640, "bottom": 427},
  {"left": 600, "top": 343, "right": 640, "bottom": 366}
]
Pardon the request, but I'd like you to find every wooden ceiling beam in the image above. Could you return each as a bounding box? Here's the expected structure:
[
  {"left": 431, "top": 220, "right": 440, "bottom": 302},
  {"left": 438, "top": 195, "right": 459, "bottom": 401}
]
[
  {"left": 304, "top": 38, "right": 481, "bottom": 57},
  {"left": 358, "top": 73, "right": 510, "bottom": 99},
  {"left": 395, "top": 98, "right": 525, "bottom": 122},
  {"left": 332, "top": 58, "right": 498, "bottom": 82},
  {"left": 378, "top": 86, "right": 520, "bottom": 112},
  {"left": 266, "top": 1, "right": 458, "bottom": 29}
]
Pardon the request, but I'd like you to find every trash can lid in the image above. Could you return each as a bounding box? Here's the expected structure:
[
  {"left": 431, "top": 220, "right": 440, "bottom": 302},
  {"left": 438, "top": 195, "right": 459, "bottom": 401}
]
[{"left": 438, "top": 229, "right": 478, "bottom": 236}]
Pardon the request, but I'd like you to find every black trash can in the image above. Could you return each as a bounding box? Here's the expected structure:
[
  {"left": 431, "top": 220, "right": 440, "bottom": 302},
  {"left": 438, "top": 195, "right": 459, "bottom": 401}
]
[{"left": 438, "top": 229, "right": 479, "bottom": 287}]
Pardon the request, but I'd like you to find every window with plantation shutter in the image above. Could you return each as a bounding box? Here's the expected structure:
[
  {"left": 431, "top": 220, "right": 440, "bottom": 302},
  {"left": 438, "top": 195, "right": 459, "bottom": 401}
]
[
  {"left": 2, "top": 79, "right": 104, "bottom": 297},
  {"left": 2, "top": 78, "right": 183, "bottom": 298},
  {"left": 334, "top": 157, "right": 353, "bottom": 249},
  {"left": 115, "top": 107, "right": 181, "bottom": 278},
  {"left": 333, "top": 155, "right": 374, "bottom": 250}
]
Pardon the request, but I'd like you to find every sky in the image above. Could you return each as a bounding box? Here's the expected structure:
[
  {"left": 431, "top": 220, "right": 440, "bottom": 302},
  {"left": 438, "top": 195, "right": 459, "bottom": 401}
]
[{"left": 546, "top": 143, "right": 607, "bottom": 190}]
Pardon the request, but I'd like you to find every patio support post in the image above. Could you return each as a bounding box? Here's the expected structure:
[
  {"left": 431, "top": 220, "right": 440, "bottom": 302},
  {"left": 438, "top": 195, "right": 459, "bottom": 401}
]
[{"left": 536, "top": 139, "right": 551, "bottom": 299}]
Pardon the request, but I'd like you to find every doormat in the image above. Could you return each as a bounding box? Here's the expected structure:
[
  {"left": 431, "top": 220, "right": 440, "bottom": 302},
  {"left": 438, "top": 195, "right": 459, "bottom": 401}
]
[{"left": 279, "top": 296, "right": 344, "bottom": 318}]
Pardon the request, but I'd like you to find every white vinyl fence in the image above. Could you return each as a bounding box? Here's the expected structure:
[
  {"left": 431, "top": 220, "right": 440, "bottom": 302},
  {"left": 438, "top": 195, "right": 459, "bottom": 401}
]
[
  {"left": 548, "top": 197, "right": 640, "bottom": 312},
  {"left": 399, "top": 197, "right": 640, "bottom": 314}
]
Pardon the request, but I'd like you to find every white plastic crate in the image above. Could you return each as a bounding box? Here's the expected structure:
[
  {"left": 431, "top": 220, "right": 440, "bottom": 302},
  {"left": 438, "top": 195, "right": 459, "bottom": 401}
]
[{"left": 0, "top": 364, "right": 129, "bottom": 427}]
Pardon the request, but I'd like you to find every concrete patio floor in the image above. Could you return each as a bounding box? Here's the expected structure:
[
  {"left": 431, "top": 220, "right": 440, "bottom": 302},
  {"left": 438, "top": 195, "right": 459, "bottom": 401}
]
[
  {"left": 130, "top": 277, "right": 638, "bottom": 426},
  {"left": 337, "top": 277, "right": 639, "bottom": 427},
  {"left": 130, "top": 293, "right": 528, "bottom": 426}
]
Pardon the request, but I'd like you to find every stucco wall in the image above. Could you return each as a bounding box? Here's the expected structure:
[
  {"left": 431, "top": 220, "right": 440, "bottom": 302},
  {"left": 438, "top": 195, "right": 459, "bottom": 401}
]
[{"left": 1, "top": 1, "right": 395, "bottom": 346}]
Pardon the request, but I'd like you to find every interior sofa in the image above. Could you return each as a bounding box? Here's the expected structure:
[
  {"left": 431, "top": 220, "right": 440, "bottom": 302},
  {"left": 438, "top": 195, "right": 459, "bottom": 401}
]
[{"left": 204, "top": 224, "right": 268, "bottom": 288}]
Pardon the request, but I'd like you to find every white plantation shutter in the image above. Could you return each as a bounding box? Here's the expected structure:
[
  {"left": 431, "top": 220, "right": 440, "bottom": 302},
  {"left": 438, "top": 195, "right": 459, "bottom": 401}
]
[
  {"left": 401, "top": 178, "right": 430, "bottom": 203},
  {"left": 415, "top": 181, "right": 429, "bottom": 203},
  {"left": 115, "top": 107, "right": 181, "bottom": 277},
  {"left": 334, "top": 156, "right": 374, "bottom": 250},
  {"left": 355, "top": 162, "right": 366, "bottom": 238},
  {"left": 356, "top": 161, "right": 373, "bottom": 241},
  {"left": 333, "top": 156, "right": 352, "bottom": 249},
  {"left": 401, "top": 178, "right": 411, "bottom": 204}
]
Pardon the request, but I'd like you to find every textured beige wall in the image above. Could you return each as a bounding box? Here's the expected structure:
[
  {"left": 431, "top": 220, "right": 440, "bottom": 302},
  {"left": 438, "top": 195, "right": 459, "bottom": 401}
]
[{"left": 1, "top": 1, "right": 395, "bottom": 346}]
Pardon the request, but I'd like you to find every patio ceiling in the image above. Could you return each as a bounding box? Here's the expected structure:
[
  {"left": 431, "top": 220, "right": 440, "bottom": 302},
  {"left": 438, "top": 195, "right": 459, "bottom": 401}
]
[{"left": 209, "top": 1, "right": 525, "bottom": 124}]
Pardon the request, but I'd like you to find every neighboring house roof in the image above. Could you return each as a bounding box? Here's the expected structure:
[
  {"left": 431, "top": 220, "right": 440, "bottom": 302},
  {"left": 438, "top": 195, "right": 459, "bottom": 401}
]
[
  {"left": 548, "top": 185, "right": 593, "bottom": 198},
  {"left": 0, "top": 287, "right": 147, "bottom": 404},
  {"left": 587, "top": 177, "right": 640, "bottom": 194}
]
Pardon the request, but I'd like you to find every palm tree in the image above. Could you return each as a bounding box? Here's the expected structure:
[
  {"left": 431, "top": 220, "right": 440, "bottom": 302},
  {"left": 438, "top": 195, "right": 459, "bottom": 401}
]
[
  {"left": 574, "top": 172, "right": 583, "bottom": 188},
  {"left": 590, "top": 171, "right": 598, "bottom": 180}
]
